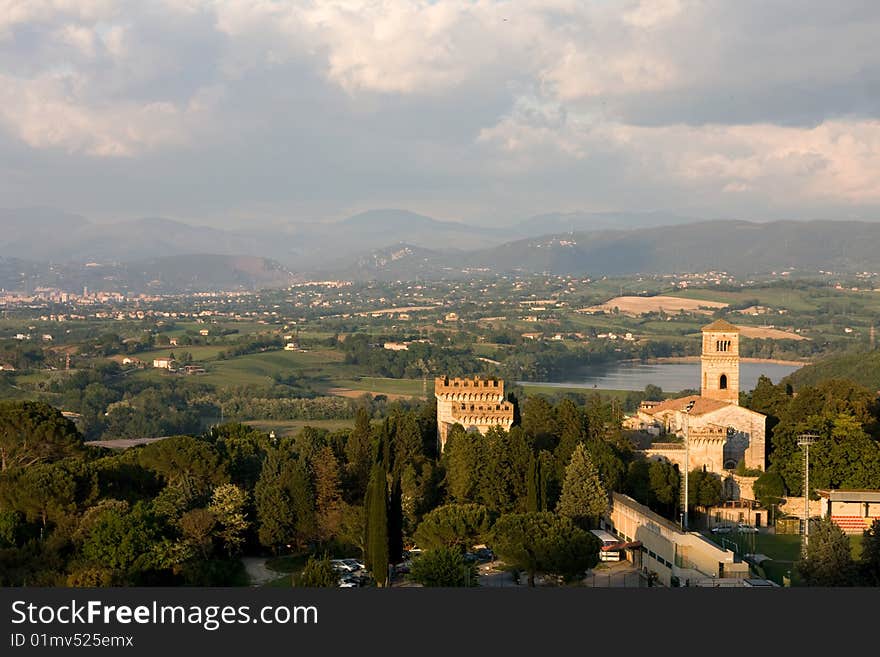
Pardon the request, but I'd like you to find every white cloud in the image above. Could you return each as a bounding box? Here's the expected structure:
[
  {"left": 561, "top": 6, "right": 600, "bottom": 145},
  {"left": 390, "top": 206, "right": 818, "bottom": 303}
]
[
  {"left": 623, "top": 0, "right": 683, "bottom": 28},
  {"left": 0, "top": 73, "right": 219, "bottom": 156}
]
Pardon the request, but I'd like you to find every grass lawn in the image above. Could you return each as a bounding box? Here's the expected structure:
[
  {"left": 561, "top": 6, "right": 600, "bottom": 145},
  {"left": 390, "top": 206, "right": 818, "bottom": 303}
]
[
  {"left": 262, "top": 553, "right": 315, "bottom": 588},
  {"left": 703, "top": 530, "right": 864, "bottom": 586},
  {"left": 265, "top": 554, "right": 311, "bottom": 573}
]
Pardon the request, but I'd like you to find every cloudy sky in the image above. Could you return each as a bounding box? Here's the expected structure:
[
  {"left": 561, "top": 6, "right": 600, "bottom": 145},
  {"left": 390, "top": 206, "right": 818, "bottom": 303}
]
[{"left": 1, "top": 0, "right": 879, "bottom": 227}]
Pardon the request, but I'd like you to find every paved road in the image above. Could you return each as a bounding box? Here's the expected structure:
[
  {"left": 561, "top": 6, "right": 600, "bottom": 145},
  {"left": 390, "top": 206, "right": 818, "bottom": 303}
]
[
  {"left": 583, "top": 561, "right": 645, "bottom": 587},
  {"left": 242, "top": 557, "right": 284, "bottom": 586},
  {"left": 478, "top": 561, "right": 519, "bottom": 587}
]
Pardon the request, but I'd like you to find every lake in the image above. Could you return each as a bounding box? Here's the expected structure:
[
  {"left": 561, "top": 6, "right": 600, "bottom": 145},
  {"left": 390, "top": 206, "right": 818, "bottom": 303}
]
[{"left": 518, "top": 361, "right": 802, "bottom": 393}]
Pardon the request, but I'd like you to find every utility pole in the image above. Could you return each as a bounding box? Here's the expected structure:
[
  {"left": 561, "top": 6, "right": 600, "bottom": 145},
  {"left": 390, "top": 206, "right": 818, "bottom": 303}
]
[
  {"left": 682, "top": 399, "right": 696, "bottom": 531},
  {"left": 797, "top": 433, "right": 819, "bottom": 557}
]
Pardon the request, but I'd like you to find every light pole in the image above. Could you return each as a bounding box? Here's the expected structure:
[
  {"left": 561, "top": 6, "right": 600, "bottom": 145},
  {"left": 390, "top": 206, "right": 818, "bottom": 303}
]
[
  {"left": 682, "top": 400, "right": 696, "bottom": 531},
  {"left": 797, "top": 433, "right": 819, "bottom": 557}
]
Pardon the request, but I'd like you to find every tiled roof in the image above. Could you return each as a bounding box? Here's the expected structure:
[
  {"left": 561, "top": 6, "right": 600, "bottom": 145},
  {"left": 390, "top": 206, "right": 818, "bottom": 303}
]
[
  {"left": 701, "top": 318, "right": 740, "bottom": 332},
  {"left": 641, "top": 395, "right": 731, "bottom": 416}
]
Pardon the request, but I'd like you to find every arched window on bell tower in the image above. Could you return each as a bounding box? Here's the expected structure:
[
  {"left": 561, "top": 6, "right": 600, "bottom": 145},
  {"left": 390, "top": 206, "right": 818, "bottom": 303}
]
[{"left": 719, "top": 374, "right": 728, "bottom": 390}]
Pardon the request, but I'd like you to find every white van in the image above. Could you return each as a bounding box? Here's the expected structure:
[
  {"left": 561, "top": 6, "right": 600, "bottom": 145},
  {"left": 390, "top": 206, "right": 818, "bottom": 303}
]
[{"left": 590, "top": 529, "right": 622, "bottom": 562}]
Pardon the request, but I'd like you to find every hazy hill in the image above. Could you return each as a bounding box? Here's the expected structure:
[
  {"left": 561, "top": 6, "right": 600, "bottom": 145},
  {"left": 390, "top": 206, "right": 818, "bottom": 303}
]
[
  {"left": 0, "top": 207, "right": 511, "bottom": 267},
  {"left": 280, "top": 209, "right": 506, "bottom": 267},
  {"left": 325, "top": 243, "right": 454, "bottom": 281},
  {"left": 463, "top": 220, "right": 880, "bottom": 276},
  {"left": 515, "top": 211, "right": 698, "bottom": 237},
  {"left": 0, "top": 255, "right": 295, "bottom": 294},
  {"left": 121, "top": 255, "right": 296, "bottom": 292}
]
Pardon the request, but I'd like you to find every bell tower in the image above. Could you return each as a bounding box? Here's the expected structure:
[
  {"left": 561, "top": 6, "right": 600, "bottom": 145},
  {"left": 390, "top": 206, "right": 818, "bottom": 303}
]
[{"left": 700, "top": 319, "right": 740, "bottom": 405}]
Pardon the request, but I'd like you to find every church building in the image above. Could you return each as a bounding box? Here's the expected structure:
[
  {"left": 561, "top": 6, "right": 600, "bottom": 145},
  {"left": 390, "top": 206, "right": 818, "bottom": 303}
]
[{"left": 624, "top": 319, "right": 767, "bottom": 473}]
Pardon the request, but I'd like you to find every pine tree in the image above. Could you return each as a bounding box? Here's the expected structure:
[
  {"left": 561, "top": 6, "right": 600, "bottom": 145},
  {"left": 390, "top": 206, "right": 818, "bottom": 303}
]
[
  {"left": 345, "top": 407, "right": 373, "bottom": 501},
  {"left": 554, "top": 398, "right": 586, "bottom": 478},
  {"left": 555, "top": 443, "right": 607, "bottom": 528},
  {"left": 313, "top": 445, "right": 343, "bottom": 545},
  {"left": 364, "top": 463, "right": 389, "bottom": 587}
]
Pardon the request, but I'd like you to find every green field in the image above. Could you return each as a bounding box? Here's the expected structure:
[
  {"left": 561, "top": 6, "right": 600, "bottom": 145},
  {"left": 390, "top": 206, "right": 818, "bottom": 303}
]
[
  {"left": 670, "top": 286, "right": 880, "bottom": 315},
  {"left": 153, "top": 348, "right": 356, "bottom": 388},
  {"left": 517, "top": 384, "right": 632, "bottom": 402},
  {"left": 333, "top": 377, "right": 429, "bottom": 397},
  {"left": 137, "top": 345, "right": 230, "bottom": 362},
  {"left": 703, "top": 531, "right": 864, "bottom": 586},
  {"left": 242, "top": 419, "right": 354, "bottom": 436}
]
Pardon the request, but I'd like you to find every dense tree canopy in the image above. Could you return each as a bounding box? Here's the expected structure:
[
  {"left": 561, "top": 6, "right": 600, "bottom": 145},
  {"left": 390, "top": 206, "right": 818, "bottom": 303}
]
[
  {"left": 410, "top": 546, "right": 478, "bottom": 587},
  {"left": 413, "top": 503, "right": 493, "bottom": 551},
  {"left": 489, "top": 512, "right": 600, "bottom": 587},
  {"left": 797, "top": 516, "right": 858, "bottom": 586},
  {"left": 0, "top": 400, "right": 83, "bottom": 471}
]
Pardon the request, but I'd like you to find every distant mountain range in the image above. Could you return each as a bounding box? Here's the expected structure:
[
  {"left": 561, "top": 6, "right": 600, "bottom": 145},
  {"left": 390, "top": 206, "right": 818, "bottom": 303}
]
[
  {"left": 3, "top": 207, "right": 880, "bottom": 291},
  {"left": 513, "top": 211, "right": 699, "bottom": 237},
  {"left": 0, "top": 207, "right": 505, "bottom": 268},
  {"left": 311, "top": 219, "right": 880, "bottom": 280},
  {"left": 0, "top": 255, "right": 295, "bottom": 294}
]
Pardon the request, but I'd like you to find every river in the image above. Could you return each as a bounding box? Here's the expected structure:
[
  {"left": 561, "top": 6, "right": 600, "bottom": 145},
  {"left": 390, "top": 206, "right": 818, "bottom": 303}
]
[{"left": 518, "top": 360, "right": 802, "bottom": 393}]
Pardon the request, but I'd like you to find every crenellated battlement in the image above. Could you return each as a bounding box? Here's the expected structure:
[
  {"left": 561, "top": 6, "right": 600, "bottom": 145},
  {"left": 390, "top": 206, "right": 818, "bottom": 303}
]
[
  {"left": 451, "top": 401, "right": 514, "bottom": 420},
  {"left": 434, "top": 376, "right": 504, "bottom": 399},
  {"left": 435, "top": 375, "right": 514, "bottom": 450}
]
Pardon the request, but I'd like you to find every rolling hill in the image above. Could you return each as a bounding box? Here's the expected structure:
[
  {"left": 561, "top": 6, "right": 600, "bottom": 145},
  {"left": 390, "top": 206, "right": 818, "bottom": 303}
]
[
  {"left": 321, "top": 219, "right": 880, "bottom": 279},
  {"left": 782, "top": 351, "right": 880, "bottom": 391}
]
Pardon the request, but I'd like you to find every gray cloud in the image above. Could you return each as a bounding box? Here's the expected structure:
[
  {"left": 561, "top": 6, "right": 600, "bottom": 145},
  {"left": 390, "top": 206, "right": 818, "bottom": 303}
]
[{"left": 1, "top": 0, "right": 879, "bottom": 226}]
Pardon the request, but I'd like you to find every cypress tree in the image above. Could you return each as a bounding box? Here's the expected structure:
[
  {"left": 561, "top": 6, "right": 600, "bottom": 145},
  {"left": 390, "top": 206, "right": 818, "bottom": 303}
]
[
  {"left": 387, "top": 475, "right": 404, "bottom": 564},
  {"left": 526, "top": 453, "right": 544, "bottom": 512},
  {"left": 364, "top": 463, "right": 389, "bottom": 587}
]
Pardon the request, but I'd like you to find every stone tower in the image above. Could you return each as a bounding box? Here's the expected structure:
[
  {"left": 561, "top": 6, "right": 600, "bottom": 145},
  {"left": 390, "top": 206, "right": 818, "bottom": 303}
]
[
  {"left": 700, "top": 319, "right": 740, "bottom": 405},
  {"left": 434, "top": 376, "right": 514, "bottom": 451}
]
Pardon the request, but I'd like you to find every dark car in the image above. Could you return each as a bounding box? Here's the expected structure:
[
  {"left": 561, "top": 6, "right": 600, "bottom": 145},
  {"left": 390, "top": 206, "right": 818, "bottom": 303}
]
[{"left": 473, "top": 547, "right": 495, "bottom": 562}]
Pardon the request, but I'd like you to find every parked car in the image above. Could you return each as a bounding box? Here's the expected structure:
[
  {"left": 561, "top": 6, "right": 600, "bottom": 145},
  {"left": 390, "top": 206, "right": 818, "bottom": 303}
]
[
  {"left": 394, "top": 560, "right": 412, "bottom": 574},
  {"left": 338, "top": 575, "right": 359, "bottom": 588},
  {"left": 711, "top": 525, "right": 733, "bottom": 534},
  {"left": 738, "top": 523, "right": 759, "bottom": 534},
  {"left": 473, "top": 547, "right": 495, "bottom": 562}
]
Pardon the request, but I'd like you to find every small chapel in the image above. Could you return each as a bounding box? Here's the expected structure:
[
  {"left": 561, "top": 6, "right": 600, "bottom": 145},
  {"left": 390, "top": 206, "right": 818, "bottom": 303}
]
[{"left": 624, "top": 319, "right": 767, "bottom": 474}]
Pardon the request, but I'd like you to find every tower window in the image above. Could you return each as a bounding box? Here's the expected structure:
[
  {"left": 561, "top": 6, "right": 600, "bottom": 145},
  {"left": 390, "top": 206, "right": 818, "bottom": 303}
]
[
  {"left": 719, "top": 374, "right": 728, "bottom": 390},
  {"left": 716, "top": 339, "right": 731, "bottom": 352}
]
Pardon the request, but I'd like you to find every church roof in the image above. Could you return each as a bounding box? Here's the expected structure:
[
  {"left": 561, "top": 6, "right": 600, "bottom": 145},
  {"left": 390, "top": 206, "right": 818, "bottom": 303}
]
[
  {"left": 641, "top": 395, "right": 731, "bottom": 416},
  {"left": 701, "top": 318, "right": 740, "bottom": 332}
]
